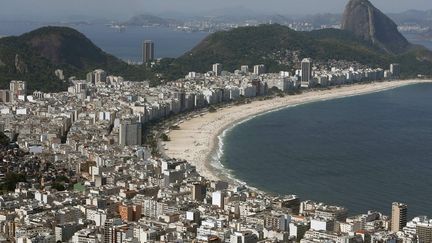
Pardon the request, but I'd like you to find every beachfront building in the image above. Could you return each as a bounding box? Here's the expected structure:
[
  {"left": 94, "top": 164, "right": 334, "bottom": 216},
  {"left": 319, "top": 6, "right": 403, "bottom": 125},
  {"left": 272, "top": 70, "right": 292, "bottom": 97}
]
[
  {"left": 392, "top": 202, "right": 408, "bottom": 232},
  {"left": 301, "top": 58, "right": 312, "bottom": 87},
  {"left": 0, "top": 57, "right": 416, "bottom": 243}
]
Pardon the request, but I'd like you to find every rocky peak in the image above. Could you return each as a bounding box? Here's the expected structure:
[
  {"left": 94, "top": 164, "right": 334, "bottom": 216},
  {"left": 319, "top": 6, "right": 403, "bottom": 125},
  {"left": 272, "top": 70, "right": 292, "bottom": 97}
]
[{"left": 341, "top": 0, "right": 410, "bottom": 54}]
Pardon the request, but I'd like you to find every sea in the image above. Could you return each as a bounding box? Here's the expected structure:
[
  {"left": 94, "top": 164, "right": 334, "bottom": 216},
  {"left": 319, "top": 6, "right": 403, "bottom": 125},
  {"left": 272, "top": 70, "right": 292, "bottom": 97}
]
[
  {"left": 219, "top": 83, "right": 432, "bottom": 217},
  {"left": 0, "top": 21, "right": 431, "bottom": 61},
  {"left": 0, "top": 21, "right": 209, "bottom": 61}
]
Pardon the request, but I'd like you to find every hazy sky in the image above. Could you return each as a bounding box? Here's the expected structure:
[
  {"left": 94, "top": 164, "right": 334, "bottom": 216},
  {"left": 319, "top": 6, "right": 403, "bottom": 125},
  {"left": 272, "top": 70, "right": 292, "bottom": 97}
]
[{"left": 1, "top": 0, "right": 432, "bottom": 20}]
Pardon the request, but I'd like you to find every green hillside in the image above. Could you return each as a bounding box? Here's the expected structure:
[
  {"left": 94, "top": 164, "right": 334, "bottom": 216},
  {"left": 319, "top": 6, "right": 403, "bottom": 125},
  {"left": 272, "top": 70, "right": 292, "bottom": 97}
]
[
  {"left": 0, "top": 26, "right": 154, "bottom": 92},
  {"left": 157, "top": 24, "right": 432, "bottom": 80}
]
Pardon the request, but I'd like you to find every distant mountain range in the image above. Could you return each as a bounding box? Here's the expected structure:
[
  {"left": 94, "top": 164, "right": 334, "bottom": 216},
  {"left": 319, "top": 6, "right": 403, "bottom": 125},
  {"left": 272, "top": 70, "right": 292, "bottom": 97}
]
[{"left": 0, "top": 27, "right": 154, "bottom": 92}]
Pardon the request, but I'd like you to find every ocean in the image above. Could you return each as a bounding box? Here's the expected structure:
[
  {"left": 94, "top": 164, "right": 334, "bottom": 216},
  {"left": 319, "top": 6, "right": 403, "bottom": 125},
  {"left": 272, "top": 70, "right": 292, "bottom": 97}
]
[
  {"left": 220, "top": 83, "right": 432, "bottom": 217},
  {"left": 0, "top": 21, "right": 209, "bottom": 61},
  {"left": 0, "top": 21, "right": 431, "bottom": 62}
]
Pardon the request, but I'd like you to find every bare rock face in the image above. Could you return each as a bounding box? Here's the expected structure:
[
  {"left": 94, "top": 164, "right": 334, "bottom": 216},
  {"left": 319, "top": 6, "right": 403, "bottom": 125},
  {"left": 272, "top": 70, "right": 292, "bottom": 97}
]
[
  {"left": 14, "top": 54, "right": 28, "bottom": 74},
  {"left": 341, "top": 0, "right": 410, "bottom": 54}
]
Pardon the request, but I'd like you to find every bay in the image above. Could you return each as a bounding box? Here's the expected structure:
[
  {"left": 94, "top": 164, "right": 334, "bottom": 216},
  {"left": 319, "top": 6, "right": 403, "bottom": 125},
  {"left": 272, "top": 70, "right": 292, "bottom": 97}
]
[{"left": 221, "top": 83, "right": 432, "bottom": 217}]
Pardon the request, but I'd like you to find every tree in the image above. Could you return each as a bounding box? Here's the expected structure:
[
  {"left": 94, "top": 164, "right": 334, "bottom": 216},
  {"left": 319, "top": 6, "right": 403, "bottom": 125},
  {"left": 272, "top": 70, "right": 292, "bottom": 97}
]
[
  {"left": 0, "top": 132, "right": 10, "bottom": 146},
  {"left": 209, "top": 106, "right": 217, "bottom": 113},
  {"left": 160, "top": 133, "right": 171, "bottom": 141}
]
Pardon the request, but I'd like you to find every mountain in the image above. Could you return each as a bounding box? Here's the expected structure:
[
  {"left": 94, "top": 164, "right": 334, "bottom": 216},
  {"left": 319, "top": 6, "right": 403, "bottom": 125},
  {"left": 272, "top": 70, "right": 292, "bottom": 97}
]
[
  {"left": 0, "top": 26, "right": 154, "bottom": 92},
  {"left": 389, "top": 9, "right": 432, "bottom": 25},
  {"left": 124, "top": 14, "right": 182, "bottom": 27},
  {"left": 341, "top": 0, "right": 410, "bottom": 54},
  {"left": 157, "top": 24, "right": 432, "bottom": 80}
]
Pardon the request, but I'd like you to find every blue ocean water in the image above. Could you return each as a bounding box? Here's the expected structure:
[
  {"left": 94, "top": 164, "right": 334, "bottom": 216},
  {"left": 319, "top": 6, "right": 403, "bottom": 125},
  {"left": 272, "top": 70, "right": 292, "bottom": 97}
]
[
  {"left": 0, "top": 21, "right": 209, "bottom": 61},
  {"left": 220, "top": 83, "right": 432, "bottom": 217}
]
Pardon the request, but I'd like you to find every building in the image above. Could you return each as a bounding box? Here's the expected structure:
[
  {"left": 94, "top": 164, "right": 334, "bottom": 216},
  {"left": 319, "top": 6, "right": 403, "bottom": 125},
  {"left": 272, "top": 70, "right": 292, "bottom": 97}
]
[
  {"left": 0, "top": 90, "right": 11, "bottom": 103},
  {"left": 240, "top": 65, "right": 249, "bottom": 73},
  {"left": 119, "top": 122, "right": 142, "bottom": 146},
  {"left": 416, "top": 221, "right": 432, "bottom": 243},
  {"left": 212, "top": 191, "right": 225, "bottom": 208},
  {"left": 10, "top": 80, "right": 27, "bottom": 101},
  {"left": 301, "top": 58, "right": 312, "bottom": 87},
  {"left": 253, "top": 64, "right": 265, "bottom": 75},
  {"left": 86, "top": 71, "right": 96, "bottom": 84},
  {"left": 230, "top": 231, "right": 258, "bottom": 243},
  {"left": 213, "top": 63, "right": 222, "bottom": 76},
  {"left": 118, "top": 204, "right": 142, "bottom": 222},
  {"left": 72, "top": 229, "right": 99, "bottom": 243},
  {"left": 390, "top": 63, "right": 400, "bottom": 78},
  {"left": 143, "top": 40, "right": 155, "bottom": 64},
  {"left": 55, "top": 224, "right": 81, "bottom": 242},
  {"left": 391, "top": 202, "right": 407, "bottom": 232},
  {"left": 192, "top": 182, "right": 206, "bottom": 202},
  {"left": 93, "top": 69, "right": 107, "bottom": 83}
]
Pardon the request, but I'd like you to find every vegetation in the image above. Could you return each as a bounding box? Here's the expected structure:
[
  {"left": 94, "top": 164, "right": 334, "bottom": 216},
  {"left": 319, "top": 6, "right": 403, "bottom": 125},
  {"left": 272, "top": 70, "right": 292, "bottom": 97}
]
[
  {"left": 2, "top": 25, "right": 432, "bottom": 93},
  {"left": 0, "top": 132, "right": 9, "bottom": 146},
  {"left": 0, "top": 26, "right": 158, "bottom": 92},
  {"left": 0, "top": 173, "right": 26, "bottom": 192},
  {"left": 169, "top": 125, "right": 181, "bottom": 130},
  {"left": 209, "top": 106, "right": 217, "bottom": 113},
  {"left": 158, "top": 24, "right": 432, "bottom": 80},
  {"left": 159, "top": 133, "right": 171, "bottom": 141}
]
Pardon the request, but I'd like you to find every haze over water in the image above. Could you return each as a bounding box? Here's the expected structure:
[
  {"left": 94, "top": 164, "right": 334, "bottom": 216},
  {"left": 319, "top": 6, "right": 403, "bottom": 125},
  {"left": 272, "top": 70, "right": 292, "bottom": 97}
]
[
  {"left": 221, "top": 83, "right": 432, "bottom": 217},
  {"left": 1, "top": 22, "right": 431, "bottom": 62}
]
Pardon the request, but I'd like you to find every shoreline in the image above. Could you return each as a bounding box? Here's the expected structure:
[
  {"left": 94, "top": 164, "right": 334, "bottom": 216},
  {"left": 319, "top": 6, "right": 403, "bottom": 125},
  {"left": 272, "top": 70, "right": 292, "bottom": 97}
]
[{"left": 164, "top": 79, "right": 432, "bottom": 188}]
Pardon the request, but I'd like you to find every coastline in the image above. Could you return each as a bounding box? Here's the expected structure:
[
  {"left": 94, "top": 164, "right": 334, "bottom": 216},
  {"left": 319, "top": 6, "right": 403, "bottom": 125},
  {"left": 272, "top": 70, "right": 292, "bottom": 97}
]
[{"left": 164, "top": 80, "right": 432, "bottom": 187}]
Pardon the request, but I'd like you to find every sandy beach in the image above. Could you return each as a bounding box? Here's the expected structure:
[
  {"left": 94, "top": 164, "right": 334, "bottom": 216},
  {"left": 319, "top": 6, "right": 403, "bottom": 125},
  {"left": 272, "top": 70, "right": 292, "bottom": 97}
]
[{"left": 163, "top": 80, "right": 432, "bottom": 183}]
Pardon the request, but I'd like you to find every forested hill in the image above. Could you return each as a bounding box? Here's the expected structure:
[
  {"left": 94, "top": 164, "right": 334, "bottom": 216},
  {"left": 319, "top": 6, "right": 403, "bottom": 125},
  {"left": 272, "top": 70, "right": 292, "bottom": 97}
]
[{"left": 0, "top": 26, "right": 154, "bottom": 92}]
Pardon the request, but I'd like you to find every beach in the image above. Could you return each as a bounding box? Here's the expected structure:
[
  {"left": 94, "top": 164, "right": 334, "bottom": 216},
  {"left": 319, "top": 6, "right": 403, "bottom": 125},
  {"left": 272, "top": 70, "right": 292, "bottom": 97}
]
[{"left": 163, "top": 80, "right": 432, "bottom": 183}]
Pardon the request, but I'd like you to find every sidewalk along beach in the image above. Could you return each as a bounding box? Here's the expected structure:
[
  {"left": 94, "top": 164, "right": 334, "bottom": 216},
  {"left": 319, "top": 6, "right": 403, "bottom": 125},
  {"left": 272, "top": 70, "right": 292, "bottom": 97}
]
[{"left": 163, "top": 80, "right": 432, "bottom": 184}]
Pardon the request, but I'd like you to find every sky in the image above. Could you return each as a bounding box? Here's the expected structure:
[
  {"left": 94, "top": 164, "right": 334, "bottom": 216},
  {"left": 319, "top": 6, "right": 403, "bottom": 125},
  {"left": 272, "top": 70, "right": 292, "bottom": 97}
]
[{"left": 1, "top": 0, "right": 432, "bottom": 21}]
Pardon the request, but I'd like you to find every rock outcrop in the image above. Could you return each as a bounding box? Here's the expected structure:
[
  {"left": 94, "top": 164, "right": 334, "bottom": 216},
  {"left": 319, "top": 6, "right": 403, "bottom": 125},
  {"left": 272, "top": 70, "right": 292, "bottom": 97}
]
[{"left": 341, "top": 0, "right": 410, "bottom": 54}]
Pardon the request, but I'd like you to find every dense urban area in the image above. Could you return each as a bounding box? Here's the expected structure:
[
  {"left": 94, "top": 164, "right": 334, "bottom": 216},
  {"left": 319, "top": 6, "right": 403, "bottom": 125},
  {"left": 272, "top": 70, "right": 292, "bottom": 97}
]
[{"left": 1, "top": 55, "right": 430, "bottom": 243}]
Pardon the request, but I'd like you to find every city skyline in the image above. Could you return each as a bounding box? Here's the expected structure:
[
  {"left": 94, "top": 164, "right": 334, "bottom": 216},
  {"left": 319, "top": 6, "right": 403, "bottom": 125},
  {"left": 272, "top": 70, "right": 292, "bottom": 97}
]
[{"left": 1, "top": 0, "right": 432, "bottom": 21}]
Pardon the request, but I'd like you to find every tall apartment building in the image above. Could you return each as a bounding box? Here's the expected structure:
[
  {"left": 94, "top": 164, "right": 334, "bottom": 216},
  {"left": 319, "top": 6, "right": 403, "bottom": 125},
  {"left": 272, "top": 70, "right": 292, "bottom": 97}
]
[
  {"left": 253, "top": 64, "right": 266, "bottom": 75},
  {"left": 86, "top": 69, "right": 107, "bottom": 84},
  {"left": 9, "top": 80, "right": 26, "bottom": 102},
  {"left": 143, "top": 40, "right": 154, "bottom": 64},
  {"left": 391, "top": 202, "right": 407, "bottom": 232},
  {"left": 301, "top": 58, "right": 312, "bottom": 87},
  {"left": 119, "top": 121, "right": 142, "bottom": 146},
  {"left": 213, "top": 63, "right": 222, "bottom": 76},
  {"left": 390, "top": 63, "right": 400, "bottom": 78}
]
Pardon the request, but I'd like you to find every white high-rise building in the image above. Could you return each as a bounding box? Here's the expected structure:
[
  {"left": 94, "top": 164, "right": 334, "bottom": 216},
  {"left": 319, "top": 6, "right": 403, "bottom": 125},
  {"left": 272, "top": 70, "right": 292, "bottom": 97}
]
[
  {"left": 213, "top": 63, "right": 222, "bottom": 76},
  {"left": 253, "top": 64, "right": 265, "bottom": 75},
  {"left": 212, "top": 191, "right": 225, "bottom": 208},
  {"left": 93, "top": 69, "right": 107, "bottom": 83}
]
